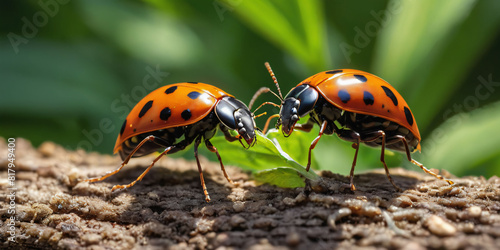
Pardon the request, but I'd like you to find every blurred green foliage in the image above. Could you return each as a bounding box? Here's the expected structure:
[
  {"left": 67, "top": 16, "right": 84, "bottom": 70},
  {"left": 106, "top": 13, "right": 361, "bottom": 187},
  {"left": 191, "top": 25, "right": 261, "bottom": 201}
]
[{"left": 1, "top": 0, "right": 500, "bottom": 179}]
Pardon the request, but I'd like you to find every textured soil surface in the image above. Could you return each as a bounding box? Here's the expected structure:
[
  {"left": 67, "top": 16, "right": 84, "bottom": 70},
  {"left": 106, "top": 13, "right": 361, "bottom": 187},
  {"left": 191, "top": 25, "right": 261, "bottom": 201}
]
[{"left": 1, "top": 138, "right": 500, "bottom": 249}]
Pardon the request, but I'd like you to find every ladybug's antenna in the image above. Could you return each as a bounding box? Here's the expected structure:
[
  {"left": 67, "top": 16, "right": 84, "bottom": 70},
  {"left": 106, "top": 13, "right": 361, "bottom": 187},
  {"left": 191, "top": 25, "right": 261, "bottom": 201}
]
[
  {"left": 248, "top": 62, "right": 283, "bottom": 111},
  {"left": 264, "top": 62, "right": 283, "bottom": 100}
]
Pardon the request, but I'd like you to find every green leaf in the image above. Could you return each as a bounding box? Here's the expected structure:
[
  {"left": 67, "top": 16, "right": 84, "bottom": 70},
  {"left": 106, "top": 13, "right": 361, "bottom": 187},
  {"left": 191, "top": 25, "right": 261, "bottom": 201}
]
[
  {"left": 373, "top": 0, "right": 477, "bottom": 86},
  {"left": 421, "top": 101, "right": 500, "bottom": 177},
  {"left": 266, "top": 128, "right": 319, "bottom": 169},
  {"left": 208, "top": 124, "right": 404, "bottom": 187},
  {"left": 268, "top": 126, "right": 402, "bottom": 176},
  {"left": 221, "top": 0, "right": 330, "bottom": 71},
  {"left": 209, "top": 130, "right": 319, "bottom": 185},
  {"left": 254, "top": 167, "right": 306, "bottom": 188}
]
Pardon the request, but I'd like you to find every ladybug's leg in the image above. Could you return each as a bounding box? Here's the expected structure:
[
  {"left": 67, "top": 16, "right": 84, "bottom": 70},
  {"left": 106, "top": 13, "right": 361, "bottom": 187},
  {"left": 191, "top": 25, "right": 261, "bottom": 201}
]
[
  {"left": 349, "top": 140, "right": 361, "bottom": 191},
  {"left": 306, "top": 120, "right": 327, "bottom": 171},
  {"left": 205, "top": 140, "right": 233, "bottom": 184},
  {"left": 111, "top": 145, "right": 174, "bottom": 191},
  {"left": 362, "top": 131, "right": 402, "bottom": 192},
  {"left": 333, "top": 128, "right": 361, "bottom": 191},
  {"left": 391, "top": 135, "right": 454, "bottom": 185},
  {"left": 262, "top": 114, "right": 280, "bottom": 134},
  {"left": 220, "top": 125, "right": 248, "bottom": 149},
  {"left": 84, "top": 135, "right": 169, "bottom": 184},
  {"left": 194, "top": 137, "right": 211, "bottom": 202},
  {"left": 294, "top": 117, "right": 316, "bottom": 133}
]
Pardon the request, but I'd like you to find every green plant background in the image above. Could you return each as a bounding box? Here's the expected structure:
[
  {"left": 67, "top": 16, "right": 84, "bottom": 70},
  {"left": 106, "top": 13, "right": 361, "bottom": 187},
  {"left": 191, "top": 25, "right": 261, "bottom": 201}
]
[{"left": 1, "top": 0, "right": 500, "bottom": 182}]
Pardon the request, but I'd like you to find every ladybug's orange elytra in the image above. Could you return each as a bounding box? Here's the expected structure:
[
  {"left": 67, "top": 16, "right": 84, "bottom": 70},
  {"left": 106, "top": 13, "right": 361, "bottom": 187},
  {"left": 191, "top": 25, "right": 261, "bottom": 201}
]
[
  {"left": 305, "top": 69, "right": 420, "bottom": 144},
  {"left": 85, "top": 82, "right": 257, "bottom": 202}
]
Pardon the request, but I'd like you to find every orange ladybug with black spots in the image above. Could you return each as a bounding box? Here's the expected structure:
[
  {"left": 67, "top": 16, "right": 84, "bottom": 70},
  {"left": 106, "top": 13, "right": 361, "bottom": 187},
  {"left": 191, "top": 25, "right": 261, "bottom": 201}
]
[
  {"left": 258, "top": 63, "right": 453, "bottom": 191},
  {"left": 85, "top": 82, "right": 256, "bottom": 202}
]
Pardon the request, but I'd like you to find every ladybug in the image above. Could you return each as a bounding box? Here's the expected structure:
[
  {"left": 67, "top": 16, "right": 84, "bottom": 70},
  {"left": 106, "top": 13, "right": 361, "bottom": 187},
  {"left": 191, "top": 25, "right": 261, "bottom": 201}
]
[
  {"left": 255, "top": 63, "right": 453, "bottom": 191},
  {"left": 85, "top": 82, "right": 257, "bottom": 202}
]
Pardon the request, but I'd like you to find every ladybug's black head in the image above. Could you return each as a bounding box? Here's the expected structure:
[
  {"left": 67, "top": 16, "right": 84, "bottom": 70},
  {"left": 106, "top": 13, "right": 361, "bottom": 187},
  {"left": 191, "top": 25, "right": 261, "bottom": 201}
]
[
  {"left": 278, "top": 84, "right": 318, "bottom": 136},
  {"left": 278, "top": 98, "right": 299, "bottom": 136},
  {"left": 215, "top": 96, "right": 256, "bottom": 148}
]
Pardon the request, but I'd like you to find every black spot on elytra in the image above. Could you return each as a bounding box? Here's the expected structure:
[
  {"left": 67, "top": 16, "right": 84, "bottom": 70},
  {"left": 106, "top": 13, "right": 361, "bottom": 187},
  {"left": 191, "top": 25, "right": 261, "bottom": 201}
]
[
  {"left": 160, "top": 107, "right": 171, "bottom": 121},
  {"left": 187, "top": 82, "right": 198, "bottom": 84},
  {"left": 404, "top": 106, "right": 414, "bottom": 126},
  {"left": 326, "top": 70, "right": 343, "bottom": 74},
  {"left": 338, "top": 89, "right": 350, "bottom": 103},
  {"left": 120, "top": 120, "right": 126, "bottom": 135},
  {"left": 363, "top": 91, "right": 374, "bottom": 105},
  {"left": 381, "top": 86, "right": 398, "bottom": 106},
  {"left": 188, "top": 91, "right": 201, "bottom": 99},
  {"left": 139, "top": 100, "right": 153, "bottom": 118},
  {"left": 165, "top": 86, "right": 177, "bottom": 94},
  {"left": 181, "top": 109, "right": 192, "bottom": 121},
  {"left": 133, "top": 128, "right": 136, "bottom": 133},
  {"left": 354, "top": 74, "right": 368, "bottom": 82}
]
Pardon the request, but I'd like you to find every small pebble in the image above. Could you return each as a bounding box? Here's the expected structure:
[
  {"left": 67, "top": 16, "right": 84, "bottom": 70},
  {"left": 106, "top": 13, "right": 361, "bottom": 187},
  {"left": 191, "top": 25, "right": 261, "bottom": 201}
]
[
  {"left": 467, "top": 206, "right": 482, "bottom": 218},
  {"left": 233, "top": 201, "right": 245, "bottom": 212},
  {"left": 195, "top": 218, "right": 214, "bottom": 234},
  {"left": 480, "top": 211, "right": 492, "bottom": 224},
  {"left": 458, "top": 222, "right": 475, "bottom": 233},
  {"left": 393, "top": 196, "right": 413, "bottom": 207},
  {"left": 229, "top": 215, "right": 246, "bottom": 228},
  {"left": 286, "top": 232, "right": 301, "bottom": 247},
  {"left": 283, "top": 197, "right": 295, "bottom": 206},
  {"left": 38, "top": 141, "right": 57, "bottom": 157},
  {"left": 425, "top": 215, "right": 457, "bottom": 236}
]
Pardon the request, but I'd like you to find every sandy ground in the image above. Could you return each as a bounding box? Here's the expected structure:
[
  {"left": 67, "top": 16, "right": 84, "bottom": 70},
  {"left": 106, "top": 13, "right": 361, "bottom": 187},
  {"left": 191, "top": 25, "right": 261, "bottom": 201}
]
[{"left": 1, "top": 138, "right": 500, "bottom": 249}]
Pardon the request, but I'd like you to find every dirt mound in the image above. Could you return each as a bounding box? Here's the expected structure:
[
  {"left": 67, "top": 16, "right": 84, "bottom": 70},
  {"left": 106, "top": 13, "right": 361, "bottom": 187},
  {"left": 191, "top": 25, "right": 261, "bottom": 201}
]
[{"left": 1, "top": 138, "right": 499, "bottom": 249}]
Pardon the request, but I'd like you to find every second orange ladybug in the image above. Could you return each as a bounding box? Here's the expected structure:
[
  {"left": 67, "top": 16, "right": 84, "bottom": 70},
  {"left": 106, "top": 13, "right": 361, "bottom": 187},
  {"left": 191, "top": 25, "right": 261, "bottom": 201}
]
[{"left": 257, "top": 63, "right": 453, "bottom": 191}]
